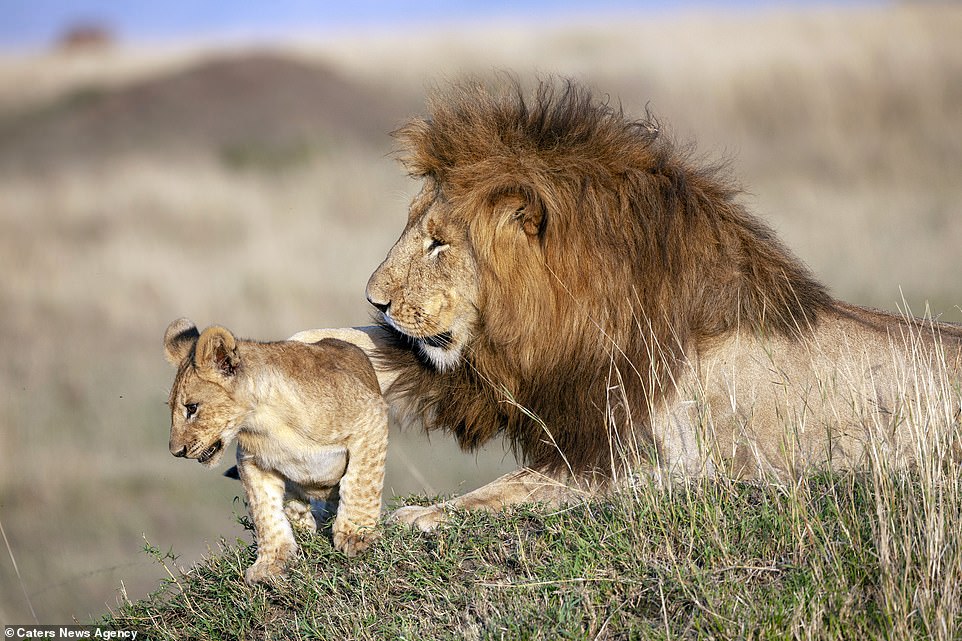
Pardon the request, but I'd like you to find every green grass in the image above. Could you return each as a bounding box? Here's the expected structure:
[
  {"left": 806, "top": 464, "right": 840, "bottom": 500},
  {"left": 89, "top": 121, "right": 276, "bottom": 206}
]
[
  {"left": 218, "top": 139, "right": 322, "bottom": 172},
  {"left": 103, "top": 471, "right": 962, "bottom": 640}
]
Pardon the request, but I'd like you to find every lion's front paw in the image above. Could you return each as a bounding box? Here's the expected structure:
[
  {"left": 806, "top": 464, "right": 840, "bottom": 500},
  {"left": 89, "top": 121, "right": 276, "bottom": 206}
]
[{"left": 388, "top": 504, "right": 447, "bottom": 532}]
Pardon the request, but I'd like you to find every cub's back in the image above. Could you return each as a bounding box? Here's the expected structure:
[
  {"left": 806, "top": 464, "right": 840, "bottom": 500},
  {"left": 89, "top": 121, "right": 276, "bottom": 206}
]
[
  {"left": 306, "top": 338, "right": 381, "bottom": 395},
  {"left": 235, "top": 337, "right": 385, "bottom": 437},
  {"left": 260, "top": 337, "right": 383, "bottom": 413}
]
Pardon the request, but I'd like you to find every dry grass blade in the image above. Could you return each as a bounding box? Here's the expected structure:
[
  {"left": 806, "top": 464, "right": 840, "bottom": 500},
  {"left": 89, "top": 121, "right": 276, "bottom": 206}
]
[{"left": 0, "top": 511, "right": 38, "bottom": 624}]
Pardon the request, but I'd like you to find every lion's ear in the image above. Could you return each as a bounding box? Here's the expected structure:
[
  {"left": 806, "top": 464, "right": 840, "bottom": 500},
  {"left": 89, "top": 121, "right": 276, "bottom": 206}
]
[
  {"left": 494, "top": 187, "right": 546, "bottom": 238},
  {"left": 515, "top": 199, "right": 546, "bottom": 238},
  {"left": 194, "top": 326, "right": 241, "bottom": 379},
  {"left": 164, "top": 318, "right": 200, "bottom": 365}
]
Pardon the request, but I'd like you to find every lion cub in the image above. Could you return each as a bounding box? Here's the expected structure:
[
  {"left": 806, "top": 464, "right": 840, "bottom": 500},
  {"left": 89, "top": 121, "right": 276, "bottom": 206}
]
[{"left": 163, "top": 318, "right": 388, "bottom": 585}]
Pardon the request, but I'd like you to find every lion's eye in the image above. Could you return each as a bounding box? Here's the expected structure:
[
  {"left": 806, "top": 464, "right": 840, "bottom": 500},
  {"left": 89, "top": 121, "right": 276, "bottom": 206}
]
[
  {"left": 427, "top": 238, "right": 448, "bottom": 255},
  {"left": 184, "top": 403, "right": 198, "bottom": 419}
]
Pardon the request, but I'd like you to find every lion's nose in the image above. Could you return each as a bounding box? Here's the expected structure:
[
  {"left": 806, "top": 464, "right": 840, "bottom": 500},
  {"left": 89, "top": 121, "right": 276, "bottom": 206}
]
[
  {"left": 367, "top": 296, "right": 390, "bottom": 314},
  {"left": 171, "top": 444, "right": 188, "bottom": 458}
]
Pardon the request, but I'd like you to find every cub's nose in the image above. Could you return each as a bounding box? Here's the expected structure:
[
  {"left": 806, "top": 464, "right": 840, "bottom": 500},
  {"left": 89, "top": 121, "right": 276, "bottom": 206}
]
[{"left": 171, "top": 444, "right": 188, "bottom": 458}]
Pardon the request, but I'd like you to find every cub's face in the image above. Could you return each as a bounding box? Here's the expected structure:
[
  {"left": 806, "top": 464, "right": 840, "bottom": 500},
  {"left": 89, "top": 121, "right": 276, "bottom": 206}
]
[
  {"left": 164, "top": 319, "right": 244, "bottom": 468},
  {"left": 167, "top": 366, "right": 243, "bottom": 467},
  {"left": 365, "top": 180, "right": 480, "bottom": 371}
]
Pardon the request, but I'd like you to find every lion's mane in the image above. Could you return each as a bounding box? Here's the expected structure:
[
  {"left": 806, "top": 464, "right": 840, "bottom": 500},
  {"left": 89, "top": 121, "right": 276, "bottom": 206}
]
[{"left": 378, "top": 79, "right": 832, "bottom": 476}]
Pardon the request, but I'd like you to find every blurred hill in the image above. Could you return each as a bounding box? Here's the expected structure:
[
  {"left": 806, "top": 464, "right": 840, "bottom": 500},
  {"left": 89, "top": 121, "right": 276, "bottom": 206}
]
[{"left": 0, "top": 52, "right": 401, "bottom": 168}]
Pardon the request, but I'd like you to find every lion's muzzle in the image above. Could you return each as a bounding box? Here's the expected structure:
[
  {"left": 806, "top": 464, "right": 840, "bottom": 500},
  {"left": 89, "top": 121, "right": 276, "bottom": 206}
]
[{"left": 367, "top": 294, "right": 390, "bottom": 314}]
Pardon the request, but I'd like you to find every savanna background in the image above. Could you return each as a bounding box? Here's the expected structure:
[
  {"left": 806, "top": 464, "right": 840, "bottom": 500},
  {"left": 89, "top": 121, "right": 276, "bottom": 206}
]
[{"left": 1, "top": 0, "right": 961, "bottom": 627}]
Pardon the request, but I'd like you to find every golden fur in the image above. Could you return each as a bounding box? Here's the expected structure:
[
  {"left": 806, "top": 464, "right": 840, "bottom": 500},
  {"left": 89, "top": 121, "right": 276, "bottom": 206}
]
[
  {"left": 164, "top": 318, "right": 388, "bottom": 583},
  {"left": 308, "top": 79, "right": 962, "bottom": 531}
]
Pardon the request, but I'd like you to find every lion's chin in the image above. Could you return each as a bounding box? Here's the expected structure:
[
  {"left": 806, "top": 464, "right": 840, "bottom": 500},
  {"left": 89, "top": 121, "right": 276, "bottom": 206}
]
[
  {"left": 416, "top": 340, "right": 463, "bottom": 372},
  {"left": 420, "top": 331, "right": 453, "bottom": 349},
  {"left": 378, "top": 315, "right": 465, "bottom": 371}
]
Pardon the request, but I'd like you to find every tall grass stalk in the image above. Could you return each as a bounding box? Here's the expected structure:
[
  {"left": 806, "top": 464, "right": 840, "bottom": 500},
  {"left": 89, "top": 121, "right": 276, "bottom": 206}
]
[{"left": 0, "top": 511, "right": 38, "bottom": 624}]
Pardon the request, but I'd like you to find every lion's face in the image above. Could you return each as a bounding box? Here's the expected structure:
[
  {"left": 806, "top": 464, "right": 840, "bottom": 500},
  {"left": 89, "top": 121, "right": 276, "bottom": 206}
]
[
  {"left": 164, "top": 319, "right": 245, "bottom": 467},
  {"left": 366, "top": 181, "right": 480, "bottom": 371}
]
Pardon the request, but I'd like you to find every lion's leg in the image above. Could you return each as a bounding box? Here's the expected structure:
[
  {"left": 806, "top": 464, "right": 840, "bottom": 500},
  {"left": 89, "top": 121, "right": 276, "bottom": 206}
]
[
  {"left": 389, "top": 467, "right": 598, "bottom": 532},
  {"left": 331, "top": 405, "right": 388, "bottom": 556},
  {"left": 236, "top": 450, "right": 297, "bottom": 585}
]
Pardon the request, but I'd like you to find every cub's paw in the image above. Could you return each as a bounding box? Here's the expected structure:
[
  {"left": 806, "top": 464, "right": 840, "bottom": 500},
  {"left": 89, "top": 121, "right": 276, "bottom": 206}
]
[
  {"left": 244, "top": 539, "right": 297, "bottom": 586},
  {"left": 284, "top": 500, "right": 317, "bottom": 533},
  {"left": 332, "top": 522, "right": 379, "bottom": 557},
  {"left": 388, "top": 504, "right": 447, "bottom": 532},
  {"left": 244, "top": 557, "right": 289, "bottom": 586}
]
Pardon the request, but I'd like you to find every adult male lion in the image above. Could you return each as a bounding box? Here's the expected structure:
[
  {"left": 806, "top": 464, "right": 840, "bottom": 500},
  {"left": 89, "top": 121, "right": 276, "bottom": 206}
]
[{"left": 295, "top": 79, "right": 962, "bottom": 531}]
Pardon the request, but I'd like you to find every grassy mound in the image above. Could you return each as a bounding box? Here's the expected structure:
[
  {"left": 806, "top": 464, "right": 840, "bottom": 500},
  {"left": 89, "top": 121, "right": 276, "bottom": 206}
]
[{"left": 104, "top": 473, "right": 962, "bottom": 640}]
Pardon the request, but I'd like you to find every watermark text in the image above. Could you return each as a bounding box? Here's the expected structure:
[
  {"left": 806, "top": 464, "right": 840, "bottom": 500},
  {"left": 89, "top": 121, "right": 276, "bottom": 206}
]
[{"left": 4, "top": 627, "right": 138, "bottom": 640}]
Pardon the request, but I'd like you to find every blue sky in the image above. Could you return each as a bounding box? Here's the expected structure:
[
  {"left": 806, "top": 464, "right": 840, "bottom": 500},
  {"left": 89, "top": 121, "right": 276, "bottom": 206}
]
[{"left": 2, "top": 0, "right": 881, "bottom": 51}]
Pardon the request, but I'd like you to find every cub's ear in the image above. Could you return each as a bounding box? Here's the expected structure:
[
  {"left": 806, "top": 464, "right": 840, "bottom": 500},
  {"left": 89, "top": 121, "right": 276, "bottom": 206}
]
[
  {"left": 164, "top": 318, "right": 200, "bottom": 365},
  {"left": 195, "top": 326, "right": 240, "bottom": 379},
  {"left": 491, "top": 185, "right": 546, "bottom": 238}
]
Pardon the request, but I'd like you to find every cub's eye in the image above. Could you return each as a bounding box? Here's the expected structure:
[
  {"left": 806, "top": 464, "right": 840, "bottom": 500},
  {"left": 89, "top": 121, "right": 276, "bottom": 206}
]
[{"left": 184, "top": 403, "right": 198, "bottom": 419}]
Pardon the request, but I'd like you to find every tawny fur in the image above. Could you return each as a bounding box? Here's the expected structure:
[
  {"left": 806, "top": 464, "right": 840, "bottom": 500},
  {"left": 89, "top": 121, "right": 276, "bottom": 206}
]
[
  {"left": 300, "top": 78, "right": 962, "bottom": 531},
  {"left": 164, "top": 319, "right": 388, "bottom": 584}
]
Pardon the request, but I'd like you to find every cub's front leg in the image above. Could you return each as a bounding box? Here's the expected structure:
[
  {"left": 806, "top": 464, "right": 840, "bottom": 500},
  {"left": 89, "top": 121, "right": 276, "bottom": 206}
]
[
  {"left": 236, "top": 450, "right": 297, "bottom": 585},
  {"left": 333, "top": 406, "right": 388, "bottom": 556}
]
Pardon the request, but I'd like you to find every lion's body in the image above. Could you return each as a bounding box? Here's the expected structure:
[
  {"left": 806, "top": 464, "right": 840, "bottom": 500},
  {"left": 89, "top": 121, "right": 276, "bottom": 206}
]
[
  {"left": 302, "top": 79, "right": 962, "bottom": 529},
  {"left": 164, "top": 320, "right": 388, "bottom": 583},
  {"left": 656, "top": 303, "right": 962, "bottom": 480}
]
